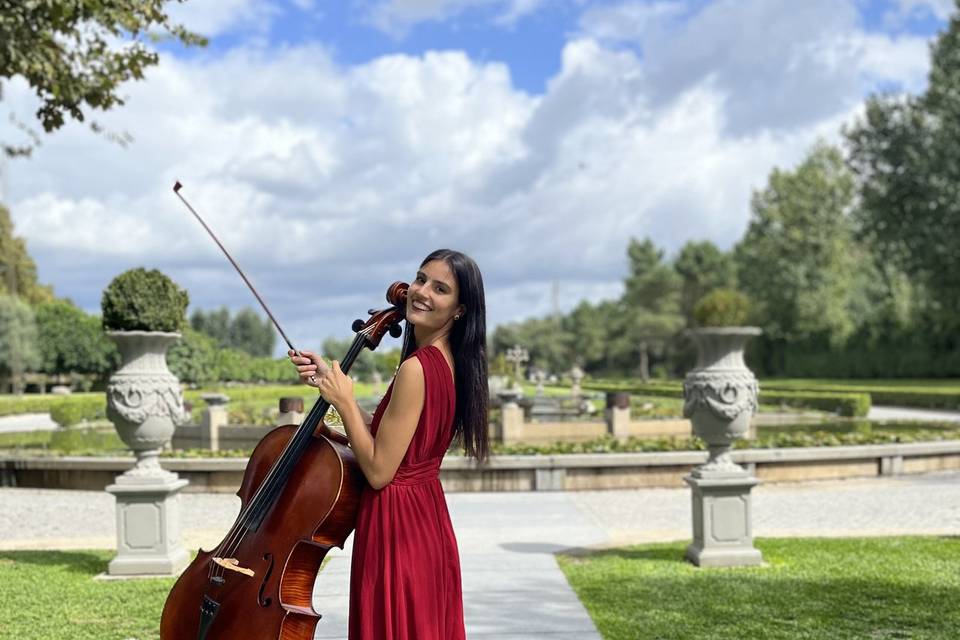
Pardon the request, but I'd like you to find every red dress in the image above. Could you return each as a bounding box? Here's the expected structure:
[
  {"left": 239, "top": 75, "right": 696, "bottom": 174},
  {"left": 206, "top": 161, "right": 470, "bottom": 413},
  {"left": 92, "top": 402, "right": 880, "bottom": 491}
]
[{"left": 348, "top": 344, "right": 466, "bottom": 640}]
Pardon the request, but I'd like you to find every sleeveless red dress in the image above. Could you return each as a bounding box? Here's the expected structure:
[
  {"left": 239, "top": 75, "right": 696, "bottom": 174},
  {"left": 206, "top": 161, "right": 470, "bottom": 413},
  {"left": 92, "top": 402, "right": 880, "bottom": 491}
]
[{"left": 348, "top": 345, "right": 466, "bottom": 640}]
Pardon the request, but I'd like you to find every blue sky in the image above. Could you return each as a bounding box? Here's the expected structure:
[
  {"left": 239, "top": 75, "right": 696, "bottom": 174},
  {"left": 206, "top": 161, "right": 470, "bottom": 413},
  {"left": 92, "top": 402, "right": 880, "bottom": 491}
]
[{"left": 1, "top": 0, "right": 953, "bottom": 353}]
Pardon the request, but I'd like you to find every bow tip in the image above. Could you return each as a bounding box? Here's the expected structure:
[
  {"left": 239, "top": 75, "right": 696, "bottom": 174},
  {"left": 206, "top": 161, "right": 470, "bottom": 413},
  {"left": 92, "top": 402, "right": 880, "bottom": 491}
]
[{"left": 173, "top": 180, "right": 182, "bottom": 193}]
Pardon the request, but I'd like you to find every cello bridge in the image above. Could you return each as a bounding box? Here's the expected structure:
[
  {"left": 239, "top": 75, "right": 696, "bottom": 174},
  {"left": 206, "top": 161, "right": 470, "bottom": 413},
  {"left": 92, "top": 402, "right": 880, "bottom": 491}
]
[{"left": 212, "top": 556, "right": 255, "bottom": 577}]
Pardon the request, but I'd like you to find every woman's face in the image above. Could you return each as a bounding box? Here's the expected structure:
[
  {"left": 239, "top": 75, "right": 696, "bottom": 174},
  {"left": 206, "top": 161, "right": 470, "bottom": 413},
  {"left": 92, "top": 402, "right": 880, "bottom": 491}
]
[{"left": 407, "top": 259, "right": 463, "bottom": 329}]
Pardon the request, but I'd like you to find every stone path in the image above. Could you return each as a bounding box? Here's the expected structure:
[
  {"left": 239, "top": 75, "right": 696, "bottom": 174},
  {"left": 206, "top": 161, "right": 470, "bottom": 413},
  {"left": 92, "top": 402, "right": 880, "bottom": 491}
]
[
  {"left": 867, "top": 405, "right": 960, "bottom": 422},
  {"left": 0, "top": 413, "right": 57, "bottom": 433},
  {"left": 1, "top": 472, "right": 959, "bottom": 638}
]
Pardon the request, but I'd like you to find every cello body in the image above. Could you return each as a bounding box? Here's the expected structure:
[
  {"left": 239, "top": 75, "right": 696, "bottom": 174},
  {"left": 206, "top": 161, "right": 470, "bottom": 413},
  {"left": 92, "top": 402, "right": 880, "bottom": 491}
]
[{"left": 159, "top": 423, "right": 365, "bottom": 639}]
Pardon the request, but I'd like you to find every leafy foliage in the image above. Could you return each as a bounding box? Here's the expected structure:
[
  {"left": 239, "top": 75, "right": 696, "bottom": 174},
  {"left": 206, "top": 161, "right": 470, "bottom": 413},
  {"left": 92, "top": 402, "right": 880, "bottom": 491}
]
[
  {"left": 101, "top": 267, "right": 188, "bottom": 332},
  {"left": 190, "top": 306, "right": 276, "bottom": 357},
  {"left": 0, "top": 0, "right": 206, "bottom": 156},
  {"left": 846, "top": 58, "right": 960, "bottom": 334},
  {"left": 735, "top": 143, "right": 858, "bottom": 345},
  {"left": 0, "top": 293, "right": 41, "bottom": 392},
  {"left": 0, "top": 205, "right": 53, "bottom": 303},
  {"left": 675, "top": 240, "right": 737, "bottom": 328},
  {"left": 35, "top": 299, "right": 116, "bottom": 376},
  {"left": 692, "top": 288, "right": 752, "bottom": 327}
]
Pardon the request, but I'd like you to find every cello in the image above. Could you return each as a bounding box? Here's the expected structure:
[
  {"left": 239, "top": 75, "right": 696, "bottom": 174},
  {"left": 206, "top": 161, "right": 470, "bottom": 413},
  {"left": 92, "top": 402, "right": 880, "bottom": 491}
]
[
  {"left": 160, "top": 182, "right": 408, "bottom": 638},
  {"left": 160, "top": 281, "right": 407, "bottom": 639}
]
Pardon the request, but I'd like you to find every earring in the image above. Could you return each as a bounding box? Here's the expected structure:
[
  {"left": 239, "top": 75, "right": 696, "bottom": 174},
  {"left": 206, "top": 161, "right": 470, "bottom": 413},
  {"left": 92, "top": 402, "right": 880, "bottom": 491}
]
[{"left": 454, "top": 315, "right": 460, "bottom": 321}]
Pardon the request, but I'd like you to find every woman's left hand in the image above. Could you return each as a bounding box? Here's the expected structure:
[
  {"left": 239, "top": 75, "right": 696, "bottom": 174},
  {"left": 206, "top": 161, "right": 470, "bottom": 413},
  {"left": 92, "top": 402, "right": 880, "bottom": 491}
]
[{"left": 317, "top": 360, "right": 353, "bottom": 409}]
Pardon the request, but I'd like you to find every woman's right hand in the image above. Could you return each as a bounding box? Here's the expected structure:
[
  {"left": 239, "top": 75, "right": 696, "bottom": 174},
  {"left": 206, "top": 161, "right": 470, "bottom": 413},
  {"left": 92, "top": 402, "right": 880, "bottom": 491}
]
[{"left": 288, "top": 349, "right": 331, "bottom": 388}]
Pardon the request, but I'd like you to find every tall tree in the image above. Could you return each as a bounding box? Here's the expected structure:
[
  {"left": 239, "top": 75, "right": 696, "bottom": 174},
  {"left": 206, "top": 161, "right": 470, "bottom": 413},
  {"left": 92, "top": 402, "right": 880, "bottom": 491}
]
[
  {"left": 190, "top": 307, "right": 230, "bottom": 345},
  {"left": 0, "top": 0, "right": 205, "bottom": 156},
  {"left": 0, "top": 205, "right": 53, "bottom": 303},
  {"left": 0, "top": 293, "right": 41, "bottom": 393},
  {"left": 190, "top": 306, "right": 274, "bottom": 357},
  {"left": 673, "top": 240, "right": 737, "bottom": 327},
  {"left": 846, "top": 5, "right": 960, "bottom": 331},
  {"left": 621, "top": 238, "right": 683, "bottom": 381},
  {"left": 35, "top": 299, "right": 116, "bottom": 377},
  {"left": 734, "top": 143, "right": 858, "bottom": 347},
  {"left": 229, "top": 307, "right": 276, "bottom": 358}
]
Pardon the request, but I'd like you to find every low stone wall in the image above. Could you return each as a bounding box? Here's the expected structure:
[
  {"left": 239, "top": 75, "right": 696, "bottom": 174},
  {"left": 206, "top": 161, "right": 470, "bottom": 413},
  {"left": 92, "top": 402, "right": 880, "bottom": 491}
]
[
  {"left": 3, "top": 440, "right": 958, "bottom": 493},
  {"left": 490, "top": 418, "right": 690, "bottom": 444}
]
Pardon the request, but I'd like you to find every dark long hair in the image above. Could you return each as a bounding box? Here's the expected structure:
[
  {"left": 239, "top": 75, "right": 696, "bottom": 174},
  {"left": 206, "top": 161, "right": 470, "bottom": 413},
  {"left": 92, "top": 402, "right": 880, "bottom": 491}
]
[{"left": 400, "top": 249, "right": 489, "bottom": 462}]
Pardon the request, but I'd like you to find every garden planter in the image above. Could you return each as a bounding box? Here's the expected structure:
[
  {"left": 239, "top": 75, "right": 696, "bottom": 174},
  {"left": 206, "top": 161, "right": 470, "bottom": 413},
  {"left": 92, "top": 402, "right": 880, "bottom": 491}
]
[{"left": 682, "top": 326, "right": 764, "bottom": 567}]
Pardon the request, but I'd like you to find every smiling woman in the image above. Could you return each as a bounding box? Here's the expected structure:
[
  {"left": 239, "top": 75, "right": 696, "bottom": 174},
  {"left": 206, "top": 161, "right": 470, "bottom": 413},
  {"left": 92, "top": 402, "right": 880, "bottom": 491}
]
[{"left": 289, "top": 248, "right": 488, "bottom": 640}]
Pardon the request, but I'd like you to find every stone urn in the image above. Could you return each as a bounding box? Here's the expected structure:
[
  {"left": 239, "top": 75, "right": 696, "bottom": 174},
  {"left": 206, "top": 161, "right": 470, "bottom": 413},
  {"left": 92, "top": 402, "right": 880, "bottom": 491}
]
[
  {"left": 683, "top": 327, "right": 762, "bottom": 472},
  {"left": 106, "top": 330, "right": 186, "bottom": 479},
  {"left": 681, "top": 326, "right": 763, "bottom": 567}
]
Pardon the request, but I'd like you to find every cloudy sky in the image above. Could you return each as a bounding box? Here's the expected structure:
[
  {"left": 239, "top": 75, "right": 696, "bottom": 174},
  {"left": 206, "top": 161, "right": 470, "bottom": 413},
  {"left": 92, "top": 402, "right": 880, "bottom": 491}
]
[{"left": 0, "top": 0, "right": 951, "bottom": 353}]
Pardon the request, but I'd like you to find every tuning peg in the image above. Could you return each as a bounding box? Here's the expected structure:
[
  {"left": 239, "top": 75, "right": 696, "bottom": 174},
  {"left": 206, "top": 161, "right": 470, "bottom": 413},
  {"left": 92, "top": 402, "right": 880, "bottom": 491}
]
[{"left": 352, "top": 319, "right": 365, "bottom": 332}]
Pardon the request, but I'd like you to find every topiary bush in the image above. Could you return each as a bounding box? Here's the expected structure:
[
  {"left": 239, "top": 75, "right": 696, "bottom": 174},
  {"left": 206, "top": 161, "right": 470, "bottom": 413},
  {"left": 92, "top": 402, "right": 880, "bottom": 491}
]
[
  {"left": 693, "top": 288, "right": 752, "bottom": 327},
  {"left": 101, "top": 268, "right": 189, "bottom": 332}
]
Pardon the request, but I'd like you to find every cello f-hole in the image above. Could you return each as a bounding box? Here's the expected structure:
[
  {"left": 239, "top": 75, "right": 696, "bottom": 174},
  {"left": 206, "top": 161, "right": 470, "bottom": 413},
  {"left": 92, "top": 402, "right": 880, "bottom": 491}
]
[{"left": 258, "top": 553, "right": 275, "bottom": 607}]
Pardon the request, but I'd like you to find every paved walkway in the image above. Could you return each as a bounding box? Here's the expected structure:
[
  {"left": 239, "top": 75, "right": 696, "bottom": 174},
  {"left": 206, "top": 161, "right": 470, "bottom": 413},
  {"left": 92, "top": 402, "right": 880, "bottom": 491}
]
[
  {"left": 1, "top": 472, "right": 959, "bottom": 638},
  {"left": 867, "top": 405, "right": 960, "bottom": 422},
  {"left": 0, "top": 412, "right": 57, "bottom": 433}
]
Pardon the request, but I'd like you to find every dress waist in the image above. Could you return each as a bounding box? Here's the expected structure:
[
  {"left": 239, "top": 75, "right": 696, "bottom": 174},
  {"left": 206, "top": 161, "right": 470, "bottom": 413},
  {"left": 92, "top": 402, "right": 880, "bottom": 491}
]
[{"left": 390, "top": 457, "right": 443, "bottom": 487}]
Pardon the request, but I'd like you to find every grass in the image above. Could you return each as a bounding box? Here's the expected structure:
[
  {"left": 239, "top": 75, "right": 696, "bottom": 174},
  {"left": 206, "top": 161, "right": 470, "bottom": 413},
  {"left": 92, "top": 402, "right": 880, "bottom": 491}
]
[
  {"left": 0, "top": 538, "right": 955, "bottom": 639},
  {"left": 557, "top": 536, "right": 960, "bottom": 640},
  {"left": 0, "top": 550, "right": 175, "bottom": 640}
]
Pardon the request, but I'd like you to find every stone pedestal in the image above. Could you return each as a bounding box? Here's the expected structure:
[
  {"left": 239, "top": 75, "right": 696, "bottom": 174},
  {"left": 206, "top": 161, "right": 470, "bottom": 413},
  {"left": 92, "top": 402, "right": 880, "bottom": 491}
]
[
  {"left": 277, "top": 396, "right": 305, "bottom": 426},
  {"left": 106, "top": 471, "right": 190, "bottom": 576},
  {"left": 605, "top": 406, "right": 630, "bottom": 438},
  {"left": 605, "top": 392, "right": 631, "bottom": 439},
  {"left": 500, "top": 401, "right": 525, "bottom": 443},
  {"left": 684, "top": 467, "right": 763, "bottom": 567},
  {"left": 200, "top": 398, "right": 229, "bottom": 452}
]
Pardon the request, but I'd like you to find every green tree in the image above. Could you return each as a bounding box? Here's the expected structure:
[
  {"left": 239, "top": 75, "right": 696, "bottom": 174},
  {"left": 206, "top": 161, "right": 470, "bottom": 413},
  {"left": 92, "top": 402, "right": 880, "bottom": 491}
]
[
  {"left": 673, "top": 240, "right": 737, "bottom": 327},
  {"left": 0, "top": 293, "right": 41, "bottom": 393},
  {"left": 0, "top": 0, "right": 205, "bottom": 157},
  {"left": 0, "top": 205, "right": 54, "bottom": 303},
  {"left": 191, "top": 306, "right": 275, "bottom": 357},
  {"left": 845, "top": 6, "right": 960, "bottom": 331},
  {"left": 229, "top": 307, "right": 275, "bottom": 357},
  {"left": 622, "top": 238, "right": 683, "bottom": 381},
  {"left": 35, "top": 299, "right": 116, "bottom": 377},
  {"left": 734, "top": 143, "right": 858, "bottom": 348},
  {"left": 190, "top": 307, "right": 230, "bottom": 345},
  {"left": 167, "top": 326, "right": 218, "bottom": 386}
]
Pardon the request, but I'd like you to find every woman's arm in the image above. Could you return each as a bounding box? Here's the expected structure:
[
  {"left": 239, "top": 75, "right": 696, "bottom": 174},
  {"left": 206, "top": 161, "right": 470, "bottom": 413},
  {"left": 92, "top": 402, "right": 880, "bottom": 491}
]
[{"left": 332, "top": 358, "right": 424, "bottom": 490}]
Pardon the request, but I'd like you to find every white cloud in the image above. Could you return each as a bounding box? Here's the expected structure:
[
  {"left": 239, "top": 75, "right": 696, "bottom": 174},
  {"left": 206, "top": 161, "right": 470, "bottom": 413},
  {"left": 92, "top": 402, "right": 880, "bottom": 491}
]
[
  {"left": 367, "top": 0, "right": 545, "bottom": 37},
  {"left": 165, "top": 0, "right": 283, "bottom": 37},
  {"left": 579, "top": 0, "right": 932, "bottom": 134},
  {"left": 0, "top": 1, "right": 939, "bottom": 350}
]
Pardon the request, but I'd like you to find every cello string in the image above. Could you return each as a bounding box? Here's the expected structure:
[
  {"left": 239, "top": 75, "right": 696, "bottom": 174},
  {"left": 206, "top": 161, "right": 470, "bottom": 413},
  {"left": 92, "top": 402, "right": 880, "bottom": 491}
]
[
  {"left": 210, "top": 326, "right": 373, "bottom": 575},
  {"left": 216, "top": 329, "right": 370, "bottom": 564},
  {"left": 207, "top": 394, "right": 331, "bottom": 581}
]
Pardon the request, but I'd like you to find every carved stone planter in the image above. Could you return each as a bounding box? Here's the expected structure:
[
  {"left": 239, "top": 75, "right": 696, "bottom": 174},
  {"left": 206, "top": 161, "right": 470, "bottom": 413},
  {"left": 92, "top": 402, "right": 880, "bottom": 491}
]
[
  {"left": 104, "top": 330, "right": 189, "bottom": 576},
  {"left": 106, "top": 331, "right": 186, "bottom": 478},
  {"left": 682, "top": 327, "right": 764, "bottom": 567}
]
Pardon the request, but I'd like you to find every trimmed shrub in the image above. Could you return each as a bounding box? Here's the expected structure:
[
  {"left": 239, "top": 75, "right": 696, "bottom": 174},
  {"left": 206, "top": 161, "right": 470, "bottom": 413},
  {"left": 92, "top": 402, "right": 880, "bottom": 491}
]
[
  {"left": 101, "top": 268, "right": 189, "bottom": 332},
  {"left": 693, "top": 289, "right": 752, "bottom": 327},
  {"left": 583, "top": 381, "right": 870, "bottom": 417},
  {"left": 50, "top": 397, "right": 107, "bottom": 427}
]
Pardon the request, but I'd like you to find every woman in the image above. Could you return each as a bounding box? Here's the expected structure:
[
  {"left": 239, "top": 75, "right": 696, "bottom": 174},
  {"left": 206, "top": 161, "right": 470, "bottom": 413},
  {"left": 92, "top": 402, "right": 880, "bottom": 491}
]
[{"left": 288, "top": 248, "right": 488, "bottom": 640}]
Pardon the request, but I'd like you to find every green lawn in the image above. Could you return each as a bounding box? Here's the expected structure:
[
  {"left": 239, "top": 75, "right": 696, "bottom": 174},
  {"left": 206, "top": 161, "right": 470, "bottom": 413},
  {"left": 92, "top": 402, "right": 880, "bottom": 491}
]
[
  {"left": 0, "top": 550, "right": 175, "bottom": 640},
  {"left": 558, "top": 536, "right": 960, "bottom": 640},
  {"left": 1, "top": 538, "right": 956, "bottom": 639}
]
